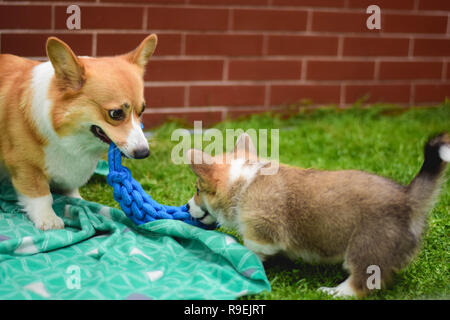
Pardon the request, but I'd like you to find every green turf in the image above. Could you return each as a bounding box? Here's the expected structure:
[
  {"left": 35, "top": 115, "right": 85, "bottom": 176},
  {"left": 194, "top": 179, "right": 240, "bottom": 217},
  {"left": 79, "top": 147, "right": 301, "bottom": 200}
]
[{"left": 81, "top": 103, "right": 450, "bottom": 300}]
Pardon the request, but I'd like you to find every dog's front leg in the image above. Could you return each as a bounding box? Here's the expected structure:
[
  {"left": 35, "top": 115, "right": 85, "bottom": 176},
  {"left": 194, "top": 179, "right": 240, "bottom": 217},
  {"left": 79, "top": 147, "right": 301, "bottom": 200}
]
[
  {"left": 63, "top": 188, "right": 83, "bottom": 199},
  {"left": 11, "top": 165, "right": 64, "bottom": 230}
]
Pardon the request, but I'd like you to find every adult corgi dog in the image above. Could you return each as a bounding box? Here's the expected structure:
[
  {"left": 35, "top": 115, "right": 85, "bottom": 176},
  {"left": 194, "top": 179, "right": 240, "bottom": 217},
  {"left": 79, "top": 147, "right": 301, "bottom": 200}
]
[
  {"left": 0, "top": 34, "right": 157, "bottom": 230},
  {"left": 187, "top": 132, "right": 450, "bottom": 298}
]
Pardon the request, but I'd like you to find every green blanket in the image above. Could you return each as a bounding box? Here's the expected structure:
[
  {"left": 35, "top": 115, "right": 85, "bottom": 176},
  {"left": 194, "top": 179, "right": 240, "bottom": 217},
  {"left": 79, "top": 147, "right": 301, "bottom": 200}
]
[{"left": 0, "top": 179, "right": 270, "bottom": 300}]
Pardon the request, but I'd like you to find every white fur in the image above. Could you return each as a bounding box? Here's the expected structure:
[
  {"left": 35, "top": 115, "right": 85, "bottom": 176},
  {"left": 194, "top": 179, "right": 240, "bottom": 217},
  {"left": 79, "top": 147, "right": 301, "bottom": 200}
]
[
  {"left": 318, "top": 277, "right": 357, "bottom": 298},
  {"left": 243, "top": 238, "right": 281, "bottom": 261},
  {"left": 30, "top": 61, "right": 107, "bottom": 192},
  {"left": 187, "top": 196, "right": 205, "bottom": 219},
  {"left": 18, "top": 194, "right": 64, "bottom": 230},
  {"left": 30, "top": 62, "right": 55, "bottom": 139},
  {"left": 229, "top": 158, "right": 245, "bottom": 183},
  {"left": 44, "top": 130, "right": 105, "bottom": 191},
  {"left": 121, "top": 114, "right": 148, "bottom": 158},
  {"left": 439, "top": 145, "right": 450, "bottom": 162},
  {"left": 64, "top": 188, "right": 83, "bottom": 199},
  {"left": 228, "top": 158, "right": 263, "bottom": 186},
  {"left": 187, "top": 196, "right": 217, "bottom": 225}
]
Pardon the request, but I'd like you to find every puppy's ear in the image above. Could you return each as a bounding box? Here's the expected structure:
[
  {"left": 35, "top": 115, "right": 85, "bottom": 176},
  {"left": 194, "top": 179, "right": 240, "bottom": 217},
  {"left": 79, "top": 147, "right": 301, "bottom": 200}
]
[
  {"left": 46, "top": 37, "right": 85, "bottom": 91},
  {"left": 186, "top": 149, "right": 215, "bottom": 178},
  {"left": 125, "top": 34, "right": 157, "bottom": 71},
  {"left": 233, "top": 133, "right": 257, "bottom": 158}
]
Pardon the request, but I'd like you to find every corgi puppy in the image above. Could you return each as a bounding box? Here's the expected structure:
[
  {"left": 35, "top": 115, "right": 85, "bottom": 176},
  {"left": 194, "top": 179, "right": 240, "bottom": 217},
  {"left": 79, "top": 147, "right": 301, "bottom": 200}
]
[
  {"left": 187, "top": 132, "right": 450, "bottom": 298},
  {"left": 0, "top": 34, "right": 158, "bottom": 230}
]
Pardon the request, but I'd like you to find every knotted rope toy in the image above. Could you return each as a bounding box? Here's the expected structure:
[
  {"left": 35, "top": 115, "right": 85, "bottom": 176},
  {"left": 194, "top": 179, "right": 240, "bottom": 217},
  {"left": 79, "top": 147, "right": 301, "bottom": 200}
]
[{"left": 106, "top": 138, "right": 215, "bottom": 229}]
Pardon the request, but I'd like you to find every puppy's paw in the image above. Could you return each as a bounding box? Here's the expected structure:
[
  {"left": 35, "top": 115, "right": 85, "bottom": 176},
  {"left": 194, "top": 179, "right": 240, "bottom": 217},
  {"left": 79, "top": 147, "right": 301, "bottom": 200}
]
[{"left": 318, "top": 278, "right": 356, "bottom": 298}]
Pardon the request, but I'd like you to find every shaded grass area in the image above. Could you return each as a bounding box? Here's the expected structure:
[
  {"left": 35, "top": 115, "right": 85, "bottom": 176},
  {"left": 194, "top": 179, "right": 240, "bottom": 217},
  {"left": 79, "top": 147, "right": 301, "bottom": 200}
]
[{"left": 81, "top": 104, "right": 450, "bottom": 300}]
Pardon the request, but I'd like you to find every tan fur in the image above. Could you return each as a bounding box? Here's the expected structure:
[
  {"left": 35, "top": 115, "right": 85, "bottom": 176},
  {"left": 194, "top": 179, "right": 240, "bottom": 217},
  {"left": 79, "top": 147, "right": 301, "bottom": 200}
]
[
  {"left": 0, "top": 34, "right": 157, "bottom": 230},
  {"left": 0, "top": 54, "right": 48, "bottom": 196},
  {"left": 49, "top": 56, "right": 145, "bottom": 146},
  {"left": 188, "top": 133, "right": 449, "bottom": 298}
]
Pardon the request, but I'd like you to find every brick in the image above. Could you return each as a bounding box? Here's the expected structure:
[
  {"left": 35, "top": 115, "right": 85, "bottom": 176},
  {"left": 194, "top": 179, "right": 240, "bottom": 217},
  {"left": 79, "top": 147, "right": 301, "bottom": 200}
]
[
  {"left": 142, "top": 110, "right": 223, "bottom": 128},
  {"left": 233, "top": 9, "right": 307, "bottom": 31},
  {"left": 413, "top": 38, "right": 450, "bottom": 57},
  {"left": 189, "top": 85, "right": 265, "bottom": 107},
  {"left": 55, "top": 6, "right": 143, "bottom": 29},
  {"left": 267, "top": 35, "right": 338, "bottom": 56},
  {"left": 343, "top": 37, "right": 409, "bottom": 57},
  {"left": 347, "top": 0, "right": 415, "bottom": 10},
  {"left": 101, "top": 0, "right": 185, "bottom": 3},
  {"left": 145, "top": 60, "right": 223, "bottom": 81},
  {"left": 144, "top": 86, "right": 185, "bottom": 108},
  {"left": 379, "top": 61, "right": 443, "bottom": 80},
  {"left": 414, "top": 84, "right": 450, "bottom": 103},
  {"left": 273, "top": 0, "right": 346, "bottom": 7},
  {"left": 312, "top": 11, "right": 371, "bottom": 33},
  {"left": 418, "top": 0, "right": 450, "bottom": 11},
  {"left": 97, "top": 33, "right": 181, "bottom": 57},
  {"left": 383, "top": 14, "right": 447, "bottom": 34},
  {"left": 191, "top": 0, "right": 268, "bottom": 5},
  {"left": 1, "top": 33, "right": 92, "bottom": 57},
  {"left": 447, "top": 64, "right": 450, "bottom": 80},
  {"left": 186, "top": 34, "right": 263, "bottom": 56},
  {"left": 345, "top": 84, "right": 411, "bottom": 104},
  {"left": 147, "top": 7, "right": 228, "bottom": 31},
  {"left": 270, "top": 85, "right": 341, "bottom": 105},
  {"left": 228, "top": 60, "right": 301, "bottom": 80},
  {"left": 0, "top": 5, "right": 51, "bottom": 29},
  {"left": 307, "top": 60, "right": 374, "bottom": 80}
]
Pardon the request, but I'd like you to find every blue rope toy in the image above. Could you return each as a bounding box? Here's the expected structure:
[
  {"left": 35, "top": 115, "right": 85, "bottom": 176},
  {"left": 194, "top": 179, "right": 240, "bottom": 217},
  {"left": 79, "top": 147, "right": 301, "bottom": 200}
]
[{"left": 106, "top": 139, "right": 215, "bottom": 230}]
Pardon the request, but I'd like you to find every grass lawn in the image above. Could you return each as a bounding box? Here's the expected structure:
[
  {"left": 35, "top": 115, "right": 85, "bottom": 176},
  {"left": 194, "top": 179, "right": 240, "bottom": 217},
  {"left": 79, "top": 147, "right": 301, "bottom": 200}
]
[{"left": 81, "top": 103, "right": 450, "bottom": 300}]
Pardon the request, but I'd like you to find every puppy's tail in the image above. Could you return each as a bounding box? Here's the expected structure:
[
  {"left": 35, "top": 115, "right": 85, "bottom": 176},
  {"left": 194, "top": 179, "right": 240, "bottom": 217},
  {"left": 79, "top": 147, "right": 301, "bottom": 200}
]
[{"left": 407, "top": 132, "right": 449, "bottom": 236}]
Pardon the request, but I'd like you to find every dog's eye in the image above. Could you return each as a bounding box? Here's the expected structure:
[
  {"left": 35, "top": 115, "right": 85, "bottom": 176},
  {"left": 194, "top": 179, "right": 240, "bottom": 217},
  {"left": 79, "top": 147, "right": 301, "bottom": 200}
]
[
  {"left": 108, "top": 109, "right": 125, "bottom": 120},
  {"left": 196, "top": 187, "right": 200, "bottom": 195},
  {"left": 140, "top": 102, "right": 146, "bottom": 116}
]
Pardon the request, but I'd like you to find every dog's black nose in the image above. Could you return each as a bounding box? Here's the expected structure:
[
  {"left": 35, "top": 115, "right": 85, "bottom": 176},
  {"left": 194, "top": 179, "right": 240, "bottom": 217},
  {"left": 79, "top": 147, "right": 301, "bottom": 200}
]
[
  {"left": 186, "top": 203, "right": 190, "bottom": 210},
  {"left": 133, "top": 148, "right": 150, "bottom": 159}
]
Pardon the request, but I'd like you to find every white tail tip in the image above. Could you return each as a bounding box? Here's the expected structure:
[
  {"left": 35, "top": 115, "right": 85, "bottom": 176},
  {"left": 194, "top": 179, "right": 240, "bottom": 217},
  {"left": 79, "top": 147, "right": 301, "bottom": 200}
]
[{"left": 439, "top": 145, "right": 450, "bottom": 162}]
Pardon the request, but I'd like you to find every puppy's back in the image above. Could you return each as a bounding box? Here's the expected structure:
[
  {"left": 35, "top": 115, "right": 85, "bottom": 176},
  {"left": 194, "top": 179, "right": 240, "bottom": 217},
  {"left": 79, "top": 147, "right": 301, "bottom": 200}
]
[{"left": 239, "top": 165, "right": 409, "bottom": 260}]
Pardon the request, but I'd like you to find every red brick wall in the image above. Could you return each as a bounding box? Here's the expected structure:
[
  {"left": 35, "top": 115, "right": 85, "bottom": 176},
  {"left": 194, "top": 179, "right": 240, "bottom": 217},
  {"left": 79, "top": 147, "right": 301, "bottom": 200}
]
[{"left": 0, "top": 0, "right": 449, "bottom": 127}]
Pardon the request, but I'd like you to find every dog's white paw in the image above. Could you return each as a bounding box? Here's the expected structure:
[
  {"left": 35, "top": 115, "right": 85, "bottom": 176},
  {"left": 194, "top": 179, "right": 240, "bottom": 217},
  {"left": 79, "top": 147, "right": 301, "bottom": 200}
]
[
  {"left": 318, "top": 278, "right": 356, "bottom": 298},
  {"left": 33, "top": 211, "right": 65, "bottom": 231},
  {"left": 19, "top": 194, "right": 65, "bottom": 231}
]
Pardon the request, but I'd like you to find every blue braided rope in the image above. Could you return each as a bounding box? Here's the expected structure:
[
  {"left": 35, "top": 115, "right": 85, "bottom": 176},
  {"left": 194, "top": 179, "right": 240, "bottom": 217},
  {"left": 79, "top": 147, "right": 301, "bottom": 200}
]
[{"left": 106, "top": 143, "right": 214, "bottom": 229}]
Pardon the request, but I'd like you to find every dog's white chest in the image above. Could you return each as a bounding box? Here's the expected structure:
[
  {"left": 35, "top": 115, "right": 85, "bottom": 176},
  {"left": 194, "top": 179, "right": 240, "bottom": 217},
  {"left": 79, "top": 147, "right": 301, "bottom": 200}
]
[
  {"left": 44, "top": 134, "right": 105, "bottom": 191},
  {"left": 30, "top": 62, "right": 107, "bottom": 191}
]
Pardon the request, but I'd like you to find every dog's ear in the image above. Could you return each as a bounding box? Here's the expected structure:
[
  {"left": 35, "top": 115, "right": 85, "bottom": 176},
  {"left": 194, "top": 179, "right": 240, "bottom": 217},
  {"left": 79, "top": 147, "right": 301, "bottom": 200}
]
[
  {"left": 186, "top": 149, "right": 215, "bottom": 178},
  {"left": 233, "top": 133, "right": 257, "bottom": 158},
  {"left": 125, "top": 34, "right": 158, "bottom": 71},
  {"left": 46, "top": 37, "right": 85, "bottom": 91}
]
